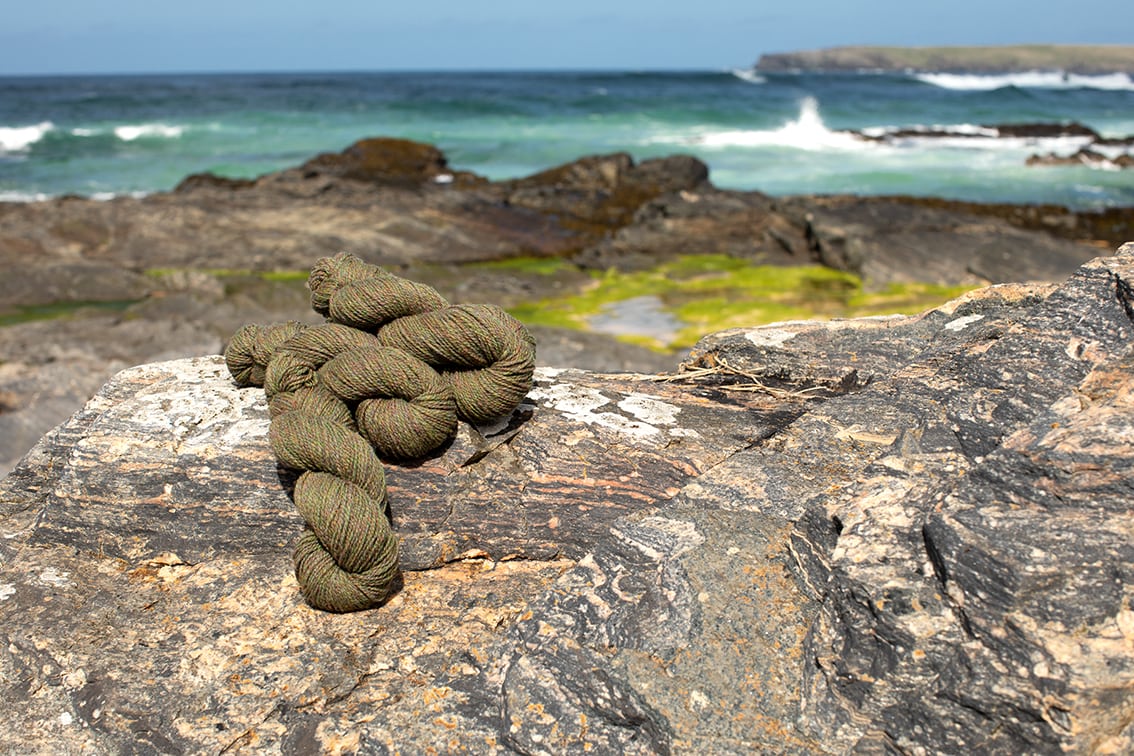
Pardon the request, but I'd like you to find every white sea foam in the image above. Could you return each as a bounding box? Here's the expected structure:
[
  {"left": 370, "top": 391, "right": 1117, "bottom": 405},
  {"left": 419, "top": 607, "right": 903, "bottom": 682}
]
[
  {"left": 916, "top": 70, "right": 1134, "bottom": 91},
  {"left": 648, "top": 97, "right": 867, "bottom": 151},
  {"left": 860, "top": 124, "right": 1097, "bottom": 153},
  {"left": 859, "top": 123, "right": 1000, "bottom": 139},
  {"left": 113, "top": 123, "right": 185, "bottom": 141},
  {"left": 0, "top": 190, "right": 52, "bottom": 202},
  {"left": 0, "top": 121, "right": 54, "bottom": 153},
  {"left": 730, "top": 68, "right": 766, "bottom": 85}
]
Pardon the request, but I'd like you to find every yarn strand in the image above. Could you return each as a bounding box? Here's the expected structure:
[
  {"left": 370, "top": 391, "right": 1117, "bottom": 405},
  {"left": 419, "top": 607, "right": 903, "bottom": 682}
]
[{"left": 224, "top": 253, "right": 536, "bottom": 612}]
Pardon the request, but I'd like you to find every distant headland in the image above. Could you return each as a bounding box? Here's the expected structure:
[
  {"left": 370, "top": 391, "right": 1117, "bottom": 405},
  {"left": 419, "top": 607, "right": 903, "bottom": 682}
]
[{"left": 754, "top": 44, "right": 1134, "bottom": 74}]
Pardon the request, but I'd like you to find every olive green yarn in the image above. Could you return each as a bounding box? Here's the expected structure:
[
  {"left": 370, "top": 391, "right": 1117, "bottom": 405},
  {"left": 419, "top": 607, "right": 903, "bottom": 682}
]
[
  {"left": 225, "top": 320, "right": 306, "bottom": 388},
  {"left": 376, "top": 304, "right": 537, "bottom": 424},
  {"left": 224, "top": 253, "right": 536, "bottom": 613},
  {"left": 308, "top": 253, "right": 446, "bottom": 322}
]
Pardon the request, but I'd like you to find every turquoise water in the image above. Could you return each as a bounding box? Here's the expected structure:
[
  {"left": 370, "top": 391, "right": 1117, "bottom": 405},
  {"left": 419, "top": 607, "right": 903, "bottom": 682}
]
[{"left": 1, "top": 69, "right": 1132, "bottom": 208}]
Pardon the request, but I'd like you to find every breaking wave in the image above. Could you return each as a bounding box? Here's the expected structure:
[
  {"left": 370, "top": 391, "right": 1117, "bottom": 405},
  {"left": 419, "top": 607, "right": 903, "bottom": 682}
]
[
  {"left": 915, "top": 71, "right": 1134, "bottom": 91},
  {"left": 647, "top": 97, "right": 867, "bottom": 151},
  {"left": 730, "top": 68, "right": 767, "bottom": 85},
  {"left": 112, "top": 123, "right": 185, "bottom": 141},
  {"left": 0, "top": 121, "right": 54, "bottom": 154}
]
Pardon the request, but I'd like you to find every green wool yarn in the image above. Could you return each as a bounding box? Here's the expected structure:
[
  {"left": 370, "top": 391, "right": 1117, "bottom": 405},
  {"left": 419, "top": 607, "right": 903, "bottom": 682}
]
[
  {"left": 224, "top": 254, "right": 536, "bottom": 613},
  {"left": 310, "top": 253, "right": 537, "bottom": 424}
]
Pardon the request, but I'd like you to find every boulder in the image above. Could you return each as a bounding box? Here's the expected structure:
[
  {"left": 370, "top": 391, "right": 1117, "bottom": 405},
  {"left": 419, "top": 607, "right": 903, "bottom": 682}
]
[
  {"left": 295, "top": 137, "right": 486, "bottom": 189},
  {"left": 2, "top": 244, "right": 1133, "bottom": 753},
  {"left": 503, "top": 153, "right": 710, "bottom": 232}
]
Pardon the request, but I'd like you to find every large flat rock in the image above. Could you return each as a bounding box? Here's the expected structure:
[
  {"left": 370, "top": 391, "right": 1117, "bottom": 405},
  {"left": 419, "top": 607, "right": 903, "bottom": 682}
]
[{"left": 2, "top": 244, "right": 1133, "bottom": 752}]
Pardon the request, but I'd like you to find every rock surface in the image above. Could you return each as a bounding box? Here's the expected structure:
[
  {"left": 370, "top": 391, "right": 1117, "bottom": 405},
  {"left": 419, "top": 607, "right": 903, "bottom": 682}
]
[{"left": 2, "top": 244, "right": 1132, "bottom": 753}]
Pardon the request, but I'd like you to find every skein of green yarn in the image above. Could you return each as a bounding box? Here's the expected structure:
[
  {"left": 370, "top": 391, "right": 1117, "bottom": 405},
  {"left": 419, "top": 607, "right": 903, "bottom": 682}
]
[
  {"left": 271, "top": 412, "right": 399, "bottom": 612},
  {"left": 376, "top": 304, "right": 536, "bottom": 424},
  {"left": 308, "top": 252, "right": 447, "bottom": 323},
  {"left": 318, "top": 345, "right": 457, "bottom": 459},
  {"left": 224, "top": 254, "right": 537, "bottom": 613},
  {"left": 308, "top": 254, "right": 537, "bottom": 425}
]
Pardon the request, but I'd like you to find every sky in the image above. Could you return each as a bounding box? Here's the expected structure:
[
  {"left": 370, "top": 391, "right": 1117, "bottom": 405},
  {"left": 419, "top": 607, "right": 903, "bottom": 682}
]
[{"left": 2, "top": 0, "right": 1132, "bottom": 75}]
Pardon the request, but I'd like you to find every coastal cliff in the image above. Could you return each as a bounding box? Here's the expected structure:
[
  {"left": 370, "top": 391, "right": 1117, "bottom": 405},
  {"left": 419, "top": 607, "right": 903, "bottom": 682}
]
[{"left": 755, "top": 44, "right": 1134, "bottom": 74}]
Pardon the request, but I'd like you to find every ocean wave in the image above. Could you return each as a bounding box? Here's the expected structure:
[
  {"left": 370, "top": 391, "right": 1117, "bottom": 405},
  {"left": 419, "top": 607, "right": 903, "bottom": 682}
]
[
  {"left": 647, "top": 97, "right": 866, "bottom": 151},
  {"left": 0, "top": 189, "right": 149, "bottom": 203},
  {"left": 113, "top": 123, "right": 185, "bottom": 141},
  {"left": 0, "top": 121, "right": 54, "bottom": 153},
  {"left": 730, "top": 68, "right": 767, "bottom": 85},
  {"left": 915, "top": 71, "right": 1134, "bottom": 91},
  {"left": 858, "top": 123, "right": 1100, "bottom": 154},
  {"left": 0, "top": 190, "right": 52, "bottom": 202},
  {"left": 859, "top": 124, "right": 1000, "bottom": 139}
]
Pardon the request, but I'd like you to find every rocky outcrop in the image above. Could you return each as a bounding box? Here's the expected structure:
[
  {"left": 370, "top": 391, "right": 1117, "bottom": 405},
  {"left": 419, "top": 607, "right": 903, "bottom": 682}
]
[
  {"left": 1027, "top": 147, "right": 1134, "bottom": 169},
  {"left": 851, "top": 121, "right": 1134, "bottom": 172},
  {"left": 755, "top": 44, "right": 1134, "bottom": 74},
  {"left": 0, "top": 138, "right": 1122, "bottom": 475},
  {"left": 503, "top": 152, "right": 710, "bottom": 233},
  {"left": 294, "top": 137, "right": 486, "bottom": 189},
  {"left": 854, "top": 122, "right": 1104, "bottom": 143},
  {"left": 2, "top": 244, "right": 1132, "bottom": 753},
  {"left": 783, "top": 195, "right": 1102, "bottom": 286}
]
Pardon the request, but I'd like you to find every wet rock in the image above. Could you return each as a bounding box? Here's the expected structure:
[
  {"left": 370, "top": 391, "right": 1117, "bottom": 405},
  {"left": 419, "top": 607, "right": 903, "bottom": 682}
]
[
  {"left": 2, "top": 245, "right": 1133, "bottom": 752},
  {"left": 853, "top": 121, "right": 1103, "bottom": 143},
  {"left": 850, "top": 120, "right": 1134, "bottom": 172},
  {"left": 1027, "top": 147, "right": 1134, "bottom": 169}
]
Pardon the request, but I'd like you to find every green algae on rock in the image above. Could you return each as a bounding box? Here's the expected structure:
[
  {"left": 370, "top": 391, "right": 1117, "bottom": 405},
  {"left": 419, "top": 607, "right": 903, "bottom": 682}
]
[{"left": 506, "top": 254, "right": 977, "bottom": 350}]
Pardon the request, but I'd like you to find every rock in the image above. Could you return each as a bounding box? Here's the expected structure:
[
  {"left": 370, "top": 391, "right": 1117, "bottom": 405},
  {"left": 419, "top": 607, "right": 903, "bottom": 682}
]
[
  {"left": 0, "top": 137, "right": 1119, "bottom": 473},
  {"left": 572, "top": 188, "right": 811, "bottom": 271},
  {"left": 792, "top": 195, "right": 1101, "bottom": 286},
  {"left": 174, "top": 172, "right": 257, "bottom": 193},
  {"left": 2, "top": 244, "right": 1133, "bottom": 752},
  {"left": 294, "top": 137, "right": 486, "bottom": 189},
  {"left": 1027, "top": 147, "right": 1134, "bottom": 169},
  {"left": 854, "top": 121, "right": 1102, "bottom": 143},
  {"left": 503, "top": 153, "right": 710, "bottom": 232},
  {"left": 851, "top": 120, "right": 1134, "bottom": 173}
]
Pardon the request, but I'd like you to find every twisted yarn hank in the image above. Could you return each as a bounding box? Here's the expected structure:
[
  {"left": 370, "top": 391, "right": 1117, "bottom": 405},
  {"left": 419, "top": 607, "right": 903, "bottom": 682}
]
[{"left": 224, "top": 253, "right": 536, "bottom": 612}]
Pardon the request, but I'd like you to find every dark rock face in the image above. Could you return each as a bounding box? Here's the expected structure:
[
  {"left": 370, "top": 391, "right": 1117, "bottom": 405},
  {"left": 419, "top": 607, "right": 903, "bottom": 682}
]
[
  {"left": 503, "top": 152, "right": 710, "bottom": 233},
  {"left": 298, "top": 136, "right": 487, "bottom": 188},
  {"left": 2, "top": 245, "right": 1132, "bottom": 752}
]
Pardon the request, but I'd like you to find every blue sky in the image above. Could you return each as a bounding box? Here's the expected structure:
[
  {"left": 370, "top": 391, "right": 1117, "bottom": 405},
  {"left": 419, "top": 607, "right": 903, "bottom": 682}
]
[{"left": 3, "top": 0, "right": 1131, "bottom": 74}]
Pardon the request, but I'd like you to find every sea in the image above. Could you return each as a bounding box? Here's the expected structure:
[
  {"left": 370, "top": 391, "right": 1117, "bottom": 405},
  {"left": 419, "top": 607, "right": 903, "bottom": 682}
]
[{"left": 1, "top": 69, "right": 1132, "bottom": 209}]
